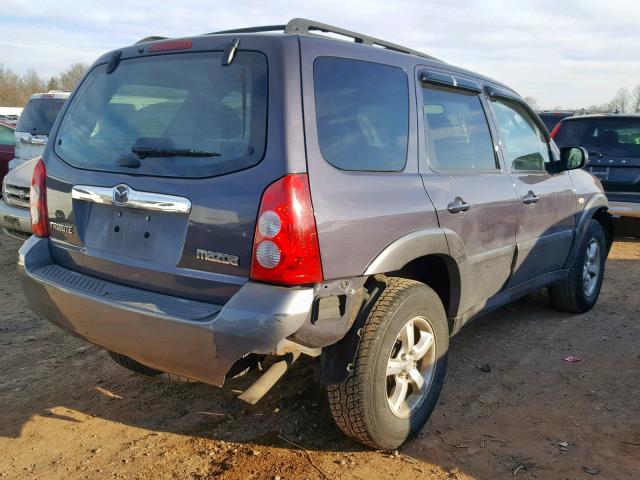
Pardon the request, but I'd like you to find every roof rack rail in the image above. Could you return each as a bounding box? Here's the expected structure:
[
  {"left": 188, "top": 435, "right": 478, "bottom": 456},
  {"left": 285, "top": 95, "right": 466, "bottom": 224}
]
[
  {"left": 207, "top": 18, "right": 440, "bottom": 61},
  {"left": 285, "top": 18, "right": 440, "bottom": 61},
  {"left": 210, "top": 25, "right": 286, "bottom": 35}
]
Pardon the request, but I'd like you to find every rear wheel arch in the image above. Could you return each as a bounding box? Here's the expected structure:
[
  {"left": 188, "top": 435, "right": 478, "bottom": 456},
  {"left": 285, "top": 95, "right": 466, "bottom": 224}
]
[
  {"left": 387, "top": 254, "right": 461, "bottom": 326},
  {"left": 362, "top": 229, "right": 464, "bottom": 324}
]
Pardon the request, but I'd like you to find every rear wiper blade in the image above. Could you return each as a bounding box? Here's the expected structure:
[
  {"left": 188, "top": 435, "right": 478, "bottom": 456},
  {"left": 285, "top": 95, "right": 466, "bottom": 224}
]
[{"left": 131, "top": 146, "right": 221, "bottom": 158}]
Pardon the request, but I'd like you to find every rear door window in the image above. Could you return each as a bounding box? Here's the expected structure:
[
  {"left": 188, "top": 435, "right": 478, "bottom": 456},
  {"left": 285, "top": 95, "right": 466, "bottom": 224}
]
[
  {"left": 16, "top": 98, "right": 67, "bottom": 135},
  {"left": 554, "top": 118, "right": 640, "bottom": 158},
  {"left": 313, "top": 57, "right": 409, "bottom": 172},
  {"left": 55, "top": 51, "right": 268, "bottom": 178},
  {"left": 422, "top": 85, "right": 498, "bottom": 171}
]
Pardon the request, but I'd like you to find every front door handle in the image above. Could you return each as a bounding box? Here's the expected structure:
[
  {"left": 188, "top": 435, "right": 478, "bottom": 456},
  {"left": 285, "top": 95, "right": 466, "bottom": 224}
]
[
  {"left": 522, "top": 191, "right": 540, "bottom": 205},
  {"left": 447, "top": 197, "right": 471, "bottom": 214}
]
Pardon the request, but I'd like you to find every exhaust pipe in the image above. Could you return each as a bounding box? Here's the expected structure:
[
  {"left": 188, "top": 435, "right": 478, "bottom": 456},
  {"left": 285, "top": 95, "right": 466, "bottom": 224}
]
[{"left": 237, "top": 352, "right": 300, "bottom": 404}]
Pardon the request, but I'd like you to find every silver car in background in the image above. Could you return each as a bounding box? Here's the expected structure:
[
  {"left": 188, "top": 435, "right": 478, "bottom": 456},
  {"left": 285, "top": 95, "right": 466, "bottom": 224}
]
[
  {"left": 1, "top": 157, "right": 37, "bottom": 239},
  {"left": 9, "top": 91, "right": 69, "bottom": 170}
]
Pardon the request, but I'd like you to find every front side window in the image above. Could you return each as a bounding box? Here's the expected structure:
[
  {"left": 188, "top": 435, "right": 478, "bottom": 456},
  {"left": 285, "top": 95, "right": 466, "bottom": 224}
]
[
  {"left": 55, "top": 51, "right": 268, "bottom": 178},
  {"left": 313, "top": 57, "right": 409, "bottom": 172},
  {"left": 492, "top": 99, "right": 550, "bottom": 172},
  {"left": 422, "top": 85, "right": 497, "bottom": 171}
]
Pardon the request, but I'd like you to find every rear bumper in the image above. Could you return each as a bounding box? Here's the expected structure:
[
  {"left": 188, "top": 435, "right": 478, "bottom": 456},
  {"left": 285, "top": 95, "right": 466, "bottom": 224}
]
[
  {"left": 18, "top": 236, "right": 314, "bottom": 386},
  {"left": 608, "top": 201, "right": 640, "bottom": 219},
  {"left": 0, "top": 198, "right": 31, "bottom": 239}
]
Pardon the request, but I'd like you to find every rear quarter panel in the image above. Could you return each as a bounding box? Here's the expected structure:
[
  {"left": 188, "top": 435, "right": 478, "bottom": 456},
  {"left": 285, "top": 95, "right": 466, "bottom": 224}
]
[{"left": 299, "top": 37, "right": 439, "bottom": 280}]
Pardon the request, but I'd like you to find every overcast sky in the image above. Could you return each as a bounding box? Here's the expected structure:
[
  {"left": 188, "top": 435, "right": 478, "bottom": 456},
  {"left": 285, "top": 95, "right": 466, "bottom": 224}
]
[{"left": 1, "top": 0, "right": 639, "bottom": 108}]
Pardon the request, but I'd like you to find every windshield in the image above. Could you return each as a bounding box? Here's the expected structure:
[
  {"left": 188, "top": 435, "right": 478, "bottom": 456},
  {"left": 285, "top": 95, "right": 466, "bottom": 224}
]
[
  {"left": 16, "top": 98, "right": 67, "bottom": 135},
  {"left": 55, "top": 51, "right": 268, "bottom": 178},
  {"left": 555, "top": 117, "right": 640, "bottom": 158}
]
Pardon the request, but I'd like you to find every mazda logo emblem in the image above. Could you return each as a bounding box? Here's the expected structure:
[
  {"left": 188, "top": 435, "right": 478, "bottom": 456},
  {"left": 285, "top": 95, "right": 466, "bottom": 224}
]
[{"left": 112, "top": 184, "right": 130, "bottom": 206}]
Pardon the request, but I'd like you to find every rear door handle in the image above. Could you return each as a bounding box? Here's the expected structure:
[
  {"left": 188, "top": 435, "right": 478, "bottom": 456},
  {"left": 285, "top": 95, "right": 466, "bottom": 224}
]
[
  {"left": 522, "top": 191, "right": 540, "bottom": 204},
  {"left": 447, "top": 197, "right": 471, "bottom": 214}
]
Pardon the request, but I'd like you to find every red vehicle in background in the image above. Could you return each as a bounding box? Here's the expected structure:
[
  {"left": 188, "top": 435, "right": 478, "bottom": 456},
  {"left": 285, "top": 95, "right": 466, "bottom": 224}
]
[{"left": 0, "top": 121, "right": 16, "bottom": 184}]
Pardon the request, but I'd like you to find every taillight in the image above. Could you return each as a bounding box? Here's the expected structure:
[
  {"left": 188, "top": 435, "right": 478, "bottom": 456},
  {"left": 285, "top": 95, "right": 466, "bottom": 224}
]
[
  {"left": 550, "top": 122, "right": 562, "bottom": 139},
  {"left": 250, "top": 174, "right": 323, "bottom": 285},
  {"left": 30, "top": 157, "right": 48, "bottom": 237}
]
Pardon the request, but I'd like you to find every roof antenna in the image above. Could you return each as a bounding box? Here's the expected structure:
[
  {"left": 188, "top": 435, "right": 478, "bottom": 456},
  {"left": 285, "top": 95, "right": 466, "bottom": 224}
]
[
  {"left": 222, "top": 38, "right": 240, "bottom": 66},
  {"left": 106, "top": 51, "right": 122, "bottom": 74}
]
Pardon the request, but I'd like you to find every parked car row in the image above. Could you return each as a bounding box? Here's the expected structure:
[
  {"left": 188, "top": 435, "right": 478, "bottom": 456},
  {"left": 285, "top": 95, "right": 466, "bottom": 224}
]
[{"left": 0, "top": 91, "right": 69, "bottom": 238}]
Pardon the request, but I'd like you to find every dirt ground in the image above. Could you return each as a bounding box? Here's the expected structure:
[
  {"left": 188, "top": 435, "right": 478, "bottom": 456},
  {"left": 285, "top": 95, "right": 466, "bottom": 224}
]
[{"left": 1, "top": 229, "right": 639, "bottom": 480}]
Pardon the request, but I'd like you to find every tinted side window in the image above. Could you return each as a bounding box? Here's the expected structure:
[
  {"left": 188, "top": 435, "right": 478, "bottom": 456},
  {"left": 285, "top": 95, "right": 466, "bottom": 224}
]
[
  {"left": 314, "top": 57, "right": 408, "bottom": 171},
  {"left": 492, "top": 99, "right": 550, "bottom": 171},
  {"left": 423, "top": 85, "right": 497, "bottom": 171}
]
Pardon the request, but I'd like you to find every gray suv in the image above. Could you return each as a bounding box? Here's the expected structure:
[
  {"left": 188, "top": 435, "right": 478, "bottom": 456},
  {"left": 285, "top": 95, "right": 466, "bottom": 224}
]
[{"left": 18, "top": 19, "right": 614, "bottom": 449}]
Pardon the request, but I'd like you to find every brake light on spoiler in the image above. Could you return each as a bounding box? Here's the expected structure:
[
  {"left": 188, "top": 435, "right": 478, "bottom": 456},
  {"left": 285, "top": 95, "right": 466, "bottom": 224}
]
[{"left": 148, "top": 40, "right": 193, "bottom": 53}]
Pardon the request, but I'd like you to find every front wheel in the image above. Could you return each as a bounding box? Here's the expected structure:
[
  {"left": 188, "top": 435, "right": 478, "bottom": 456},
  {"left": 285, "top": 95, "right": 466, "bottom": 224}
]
[
  {"left": 550, "top": 219, "right": 607, "bottom": 313},
  {"left": 327, "top": 278, "right": 449, "bottom": 450}
]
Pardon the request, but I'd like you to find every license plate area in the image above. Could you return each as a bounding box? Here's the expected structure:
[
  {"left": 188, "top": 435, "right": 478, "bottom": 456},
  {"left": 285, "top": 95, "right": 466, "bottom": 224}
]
[{"left": 81, "top": 204, "right": 187, "bottom": 264}]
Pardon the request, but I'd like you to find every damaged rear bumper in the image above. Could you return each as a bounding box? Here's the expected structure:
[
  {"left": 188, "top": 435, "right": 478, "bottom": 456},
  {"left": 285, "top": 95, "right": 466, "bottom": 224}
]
[{"left": 18, "top": 236, "right": 314, "bottom": 386}]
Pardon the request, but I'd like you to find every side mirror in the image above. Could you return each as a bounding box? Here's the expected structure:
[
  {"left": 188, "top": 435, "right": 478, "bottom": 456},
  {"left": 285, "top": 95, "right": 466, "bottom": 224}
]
[{"left": 559, "top": 146, "right": 588, "bottom": 171}]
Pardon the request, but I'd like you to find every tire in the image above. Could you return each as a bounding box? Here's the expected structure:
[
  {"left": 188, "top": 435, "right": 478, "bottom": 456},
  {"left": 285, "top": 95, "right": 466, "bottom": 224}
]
[
  {"left": 327, "top": 277, "right": 449, "bottom": 450},
  {"left": 549, "top": 219, "right": 607, "bottom": 313},
  {"left": 108, "top": 351, "right": 195, "bottom": 383}
]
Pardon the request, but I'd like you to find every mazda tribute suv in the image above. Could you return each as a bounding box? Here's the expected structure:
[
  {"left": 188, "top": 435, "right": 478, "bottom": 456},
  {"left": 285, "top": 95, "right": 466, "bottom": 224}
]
[{"left": 18, "top": 19, "right": 614, "bottom": 449}]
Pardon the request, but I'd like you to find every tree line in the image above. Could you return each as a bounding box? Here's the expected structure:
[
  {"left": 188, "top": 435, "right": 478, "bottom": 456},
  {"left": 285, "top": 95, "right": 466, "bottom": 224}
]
[
  {"left": 526, "top": 84, "right": 640, "bottom": 113},
  {"left": 0, "top": 63, "right": 88, "bottom": 107},
  {"left": 602, "top": 86, "right": 640, "bottom": 113}
]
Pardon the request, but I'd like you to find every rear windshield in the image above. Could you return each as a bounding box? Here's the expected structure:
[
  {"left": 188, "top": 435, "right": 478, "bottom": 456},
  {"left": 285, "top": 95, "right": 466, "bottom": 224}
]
[
  {"left": 555, "top": 117, "right": 640, "bottom": 158},
  {"left": 55, "top": 51, "right": 268, "bottom": 178},
  {"left": 16, "top": 98, "right": 67, "bottom": 135}
]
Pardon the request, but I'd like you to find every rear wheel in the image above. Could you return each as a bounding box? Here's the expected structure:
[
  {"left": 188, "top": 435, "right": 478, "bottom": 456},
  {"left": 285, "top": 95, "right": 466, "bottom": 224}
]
[
  {"left": 550, "top": 219, "right": 606, "bottom": 313},
  {"left": 327, "top": 278, "right": 449, "bottom": 449}
]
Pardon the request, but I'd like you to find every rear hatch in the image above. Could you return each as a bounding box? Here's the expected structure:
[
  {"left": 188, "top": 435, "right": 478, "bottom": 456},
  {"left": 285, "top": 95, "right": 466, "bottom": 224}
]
[
  {"left": 44, "top": 37, "right": 294, "bottom": 304},
  {"left": 554, "top": 116, "right": 640, "bottom": 204},
  {"left": 14, "top": 96, "right": 67, "bottom": 164}
]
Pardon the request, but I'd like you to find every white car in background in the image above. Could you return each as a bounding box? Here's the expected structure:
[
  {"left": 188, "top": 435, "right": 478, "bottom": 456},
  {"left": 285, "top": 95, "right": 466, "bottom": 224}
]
[{"left": 9, "top": 91, "right": 69, "bottom": 170}]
